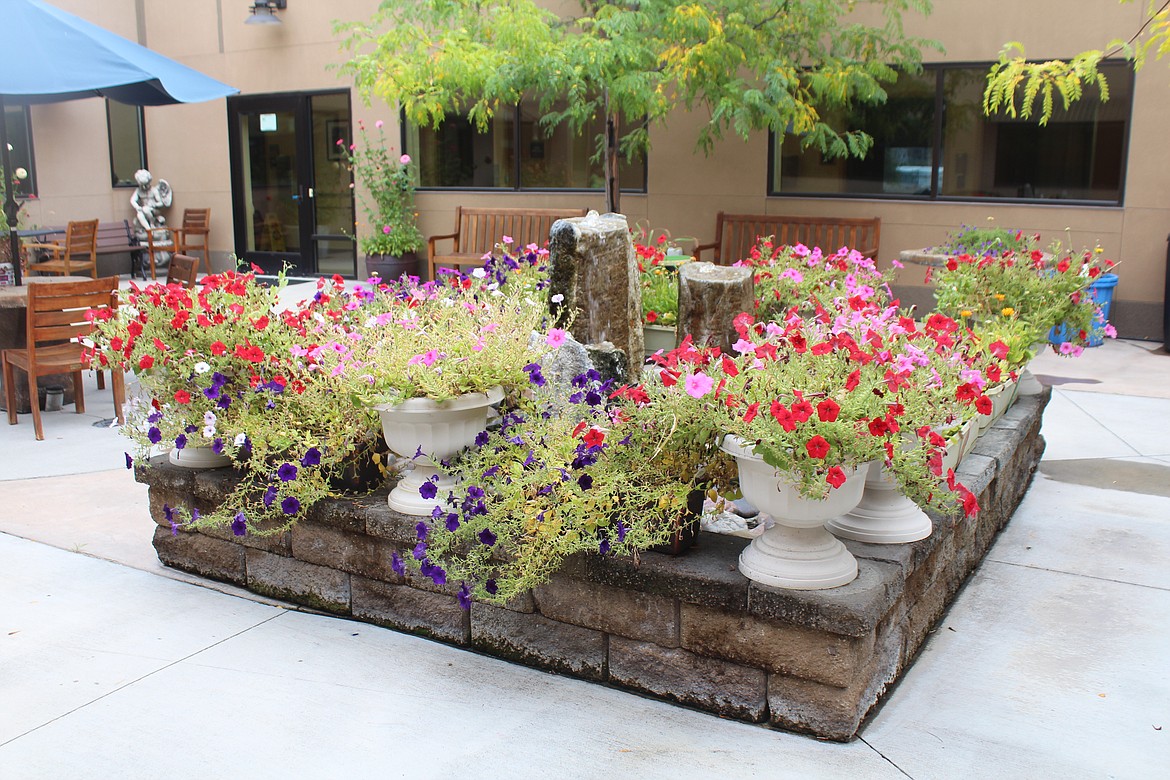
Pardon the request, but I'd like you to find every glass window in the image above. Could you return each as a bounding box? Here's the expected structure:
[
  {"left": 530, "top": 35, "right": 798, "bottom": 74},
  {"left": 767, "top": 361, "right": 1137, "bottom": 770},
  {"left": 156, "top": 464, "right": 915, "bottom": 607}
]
[
  {"left": 409, "top": 99, "right": 646, "bottom": 192},
  {"left": 775, "top": 70, "right": 936, "bottom": 196},
  {"left": 771, "top": 62, "right": 1131, "bottom": 204},
  {"left": 107, "top": 100, "right": 147, "bottom": 188},
  {"left": 3, "top": 104, "right": 36, "bottom": 198}
]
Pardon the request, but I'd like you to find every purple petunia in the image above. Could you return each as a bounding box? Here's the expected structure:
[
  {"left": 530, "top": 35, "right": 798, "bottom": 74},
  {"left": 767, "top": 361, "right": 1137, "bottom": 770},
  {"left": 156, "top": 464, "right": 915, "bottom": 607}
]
[
  {"left": 216, "top": 396, "right": 232, "bottom": 410},
  {"left": 477, "top": 528, "right": 497, "bottom": 547},
  {"left": 211, "top": 438, "right": 224, "bottom": 455},
  {"left": 281, "top": 496, "right": 301, "bottom": 515},
  {"left": 390, "top": 551, "right": 406, "bottom": 577},
  {"left": 263, "top": 485, "right": 278, "bottom": 508},
  {"left": 456, "top": 583, "right": 472, "bottom": 610},
  {"left": 578, "top": 474, "right": 593, "bottom": 490},
  {"left": 301, "top": 447, "right": 321, "bottom": 467},
  {"left": 148, "top": 427, "right": 162, "bottom": 444},
  {"left": 484, "top": 579, "right": 498, "bottom": 595},
  {"left": 124, "top": 452, "right": 134, "bottom": 470},
  {"left": 277, "top": 462, "right": 298, "bottom": 482},
  {"left": 231, "top": 512, "right": 247, "bottom": 537},
  {"left": 174, "top": 434, "right": 187, "bottom": 450},
  {"left": 419, "top": 479, "right": 438, "bottom": 500},
  {"left": 599, "top": 538, "right": 611, "bottom": 555},
  {"left": 415, "top": 521, "right": 428, "bottom": 540},
  {"left": 617, "top": 520, "right": 627, "bottom": 542},
  {"left": 445, "top": 513, "right": 460, "bottom": 532},
  {"left": 474, "top": 431, "right": 491, "bottom": 447}
]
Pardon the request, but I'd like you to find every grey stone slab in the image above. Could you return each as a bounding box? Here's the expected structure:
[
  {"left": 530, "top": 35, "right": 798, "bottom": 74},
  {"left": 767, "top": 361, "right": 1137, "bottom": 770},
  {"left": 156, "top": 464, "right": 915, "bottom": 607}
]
[
  {"left": 471, "top": 602, "right": 605, "bottom": 679},
  {"left": 862, "top": 560, "right": 1170, "bottom": 778},
  {"left": 986, "top": 472, "right": 1170, "bottom": 591},
  {"left": 1040, "top": 389, "right": 1138, "bottom": 461},
  {"left": 0, "top": 535, "right": 278, "bottom": 745},
  {"left": 0, "top": 595, "right": 905, "bottom": 779},
  {"left": 245, "top": 548, "right": 350, "bottom": 614},
  {"left": 1057, "top": 390, "right": 1170, "bottom": 458},
  {"left": 534, "top": 574, "right": 679, "bottom": 646},
  {"left": 747, "top": 559, "right": 902, "bottom": 638}
]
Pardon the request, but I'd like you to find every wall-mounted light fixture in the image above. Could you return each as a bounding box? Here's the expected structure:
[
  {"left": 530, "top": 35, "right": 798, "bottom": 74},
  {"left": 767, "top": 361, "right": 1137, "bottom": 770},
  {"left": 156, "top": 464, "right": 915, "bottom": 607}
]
[{"left": 245, "top": 0, "right": 286, "bottom": 25}]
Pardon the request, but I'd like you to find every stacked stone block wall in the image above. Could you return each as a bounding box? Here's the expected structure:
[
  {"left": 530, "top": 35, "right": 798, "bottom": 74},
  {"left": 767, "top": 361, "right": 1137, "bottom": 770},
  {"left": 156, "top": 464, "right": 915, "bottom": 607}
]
[{"left": 141, "top": 388, "right": 1049, "bottom": 741}]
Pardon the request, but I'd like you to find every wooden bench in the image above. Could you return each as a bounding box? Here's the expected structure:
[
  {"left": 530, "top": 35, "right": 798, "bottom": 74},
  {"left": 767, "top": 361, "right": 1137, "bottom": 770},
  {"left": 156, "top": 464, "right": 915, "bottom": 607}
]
[
  {"left": 427, "top": 206, "right": 589, "bottom": 281},
  {"left": 694, "top": 212, "right": 881, "bottom": 265},
  {"left": 22, "top": 220, "right": 144, "bottom": 278}
]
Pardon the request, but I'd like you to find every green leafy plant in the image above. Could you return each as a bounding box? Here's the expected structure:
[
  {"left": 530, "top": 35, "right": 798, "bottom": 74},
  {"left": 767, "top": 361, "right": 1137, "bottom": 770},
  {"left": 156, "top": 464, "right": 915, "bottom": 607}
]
[{"left": 338, "top": 119, "right": 423, "bottom": 257}]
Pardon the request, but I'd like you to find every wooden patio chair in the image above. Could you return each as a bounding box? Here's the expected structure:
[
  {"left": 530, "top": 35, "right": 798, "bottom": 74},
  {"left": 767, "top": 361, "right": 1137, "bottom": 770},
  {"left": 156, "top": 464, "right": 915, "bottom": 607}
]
[
  {"left": 2, "top": 276, "right": 125, "bottom": 440},
  {"left": 171, "top": 208, "right": 211, "bottom": 275},
  {"left": 23, "top": 219, "right": 100, "bottom": 278},
  {"left": 165, "top": 253, "right": 200, "bottom": 288}
]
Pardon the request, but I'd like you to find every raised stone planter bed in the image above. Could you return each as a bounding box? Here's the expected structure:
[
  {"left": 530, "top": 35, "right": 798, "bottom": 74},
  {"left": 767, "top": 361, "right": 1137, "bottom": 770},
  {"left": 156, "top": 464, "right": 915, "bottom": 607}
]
[{"left": 137, "top": 388, "right": 1049, "bottom": 741}]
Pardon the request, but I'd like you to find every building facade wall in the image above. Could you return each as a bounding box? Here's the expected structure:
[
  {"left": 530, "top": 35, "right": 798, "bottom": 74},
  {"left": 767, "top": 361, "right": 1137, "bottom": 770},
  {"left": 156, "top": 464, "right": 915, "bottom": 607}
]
[{"left": 16, "top": 0, "right": 1168, "bottom": 338}]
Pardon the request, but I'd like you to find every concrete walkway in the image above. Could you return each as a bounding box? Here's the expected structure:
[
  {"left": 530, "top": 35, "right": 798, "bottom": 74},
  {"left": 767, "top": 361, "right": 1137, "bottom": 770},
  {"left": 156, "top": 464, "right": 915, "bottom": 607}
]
[{"left": 2, "top": 339, "right": 1169, "bottom": 778}]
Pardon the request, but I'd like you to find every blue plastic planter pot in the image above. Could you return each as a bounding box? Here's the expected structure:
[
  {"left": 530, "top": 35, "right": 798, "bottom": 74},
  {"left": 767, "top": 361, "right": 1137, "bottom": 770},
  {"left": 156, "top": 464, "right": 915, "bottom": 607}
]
[{"left": 1049, "top": 272, "right": 1119, "bottom": 348}]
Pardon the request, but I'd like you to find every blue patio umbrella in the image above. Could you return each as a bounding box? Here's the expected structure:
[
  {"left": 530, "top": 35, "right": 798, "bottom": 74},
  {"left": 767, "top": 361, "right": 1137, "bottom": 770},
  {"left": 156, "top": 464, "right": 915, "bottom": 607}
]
[{"left": 0, "top": 0, "right": 238, "bottom": 284}]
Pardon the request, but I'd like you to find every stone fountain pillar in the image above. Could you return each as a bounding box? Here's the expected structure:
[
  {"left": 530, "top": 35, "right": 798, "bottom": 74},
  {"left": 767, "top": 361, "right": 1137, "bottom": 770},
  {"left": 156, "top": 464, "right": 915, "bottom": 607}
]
[
  {"left": 548, "top": 211, "right": 643, "bottom": 380},
  {"left": 677, "top": 262, "right": 754, "bottom": 354}
]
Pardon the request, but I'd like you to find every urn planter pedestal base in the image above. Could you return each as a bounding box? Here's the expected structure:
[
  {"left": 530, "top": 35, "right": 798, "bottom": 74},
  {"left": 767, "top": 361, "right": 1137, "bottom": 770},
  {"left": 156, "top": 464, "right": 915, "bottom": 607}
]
[{"left": 827, "top": 461, "right": 932, "bottom": 545}]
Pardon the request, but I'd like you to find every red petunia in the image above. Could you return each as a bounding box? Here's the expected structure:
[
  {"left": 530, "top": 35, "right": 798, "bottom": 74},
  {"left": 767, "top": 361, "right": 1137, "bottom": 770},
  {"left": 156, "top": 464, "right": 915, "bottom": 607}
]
[
  {"left": 790, "top": 399, "right": 813, "bottom": 424},
  {"left": 571, "top": 420, "right": 588, "bottom": 438},
  {"left": 743, "top": 402, "right": 760, "bottom": 424},
  {"left": 234, "top": 344, "right": 266, "bottom": 363},
  {"left": 252, "top": 315, "right": 270, "bottom": 331},
  {"left": 770, "top": 401, "right": 796, "bottom": 432},
  {"left": 210, "top": 341, "right": 227, "bottom": 356},
  {"left": 826, "top": 466, "right": 847, "bottom": 489},
  {"left": 721, "top": 355, "right": 739, "bottom": 377},
  {"left": 174, "top": 390, "right": 191, "bottom": 404},
  {"left": 868, "top": 417, "right": 890, "bottom": 436},
  {"left": 975, "top": 395, "right": 993, "bottom": 416},
  {"left": 805, "top": 435, "right": 831, "bottom": 459},
  {"left": 645, "top": 310, "right": 658, "bottom": 324},
  {"left": 816, "top": 398, "right": 841, "bottom": 422},
  {"left": 989, "top": 340, "right": 1009, "bottom": 360},
  {"left": 845, "top": 369, "right": 861, "bottom": 392},
  {"left": 583, "top": 427, "right": 606, "bottom": 448},
  {"left": 138, "top": 355, "right": 154, "bottom": 370},
  {"left": 1056, "top": 258, "right": 1071, "bottom": 273}
]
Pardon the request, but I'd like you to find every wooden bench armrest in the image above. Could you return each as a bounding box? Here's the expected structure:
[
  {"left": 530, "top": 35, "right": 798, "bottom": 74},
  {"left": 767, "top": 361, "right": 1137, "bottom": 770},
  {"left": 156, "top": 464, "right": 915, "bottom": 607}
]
[
  {"left": 692, "top": 241, "right": 718, "bottom": 261},
  {"left": 427, "top": 231, "right": 460, "bottom": 260},
  {"left": 22, "top": 241, "right": 63, "bottom": 252}
]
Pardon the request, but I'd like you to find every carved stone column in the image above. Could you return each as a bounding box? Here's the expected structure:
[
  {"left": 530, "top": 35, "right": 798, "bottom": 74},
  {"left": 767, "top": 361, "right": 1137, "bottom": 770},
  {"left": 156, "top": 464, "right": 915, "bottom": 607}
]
[{"left": 677, "top": 262, "right": 754, "bottom": 354}]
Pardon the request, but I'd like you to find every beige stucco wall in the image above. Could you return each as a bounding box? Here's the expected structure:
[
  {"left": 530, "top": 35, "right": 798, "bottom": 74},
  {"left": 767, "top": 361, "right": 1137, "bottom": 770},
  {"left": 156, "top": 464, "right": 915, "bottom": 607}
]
[{"left": 14, "top": 0, "right": 1169, "bottom": 337}]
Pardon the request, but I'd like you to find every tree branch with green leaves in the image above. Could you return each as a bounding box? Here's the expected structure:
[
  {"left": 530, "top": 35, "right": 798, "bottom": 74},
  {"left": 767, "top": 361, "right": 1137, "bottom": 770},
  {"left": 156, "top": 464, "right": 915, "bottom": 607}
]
[{"left": 334, "top": 0, "right": 939, "bottom": 213}]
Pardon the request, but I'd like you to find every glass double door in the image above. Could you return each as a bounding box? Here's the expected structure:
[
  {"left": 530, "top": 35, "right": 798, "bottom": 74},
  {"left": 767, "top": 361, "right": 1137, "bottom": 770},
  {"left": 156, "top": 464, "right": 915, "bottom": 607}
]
[{"left": 228, "top": 91, "right": 355, "bottom": 277}]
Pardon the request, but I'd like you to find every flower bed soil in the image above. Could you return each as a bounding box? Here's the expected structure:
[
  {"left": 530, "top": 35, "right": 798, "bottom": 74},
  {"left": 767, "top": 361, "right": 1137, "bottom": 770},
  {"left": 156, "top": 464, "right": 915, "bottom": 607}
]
[{"left": 138, "top": 388, "right": 1049, "bottom": 741}]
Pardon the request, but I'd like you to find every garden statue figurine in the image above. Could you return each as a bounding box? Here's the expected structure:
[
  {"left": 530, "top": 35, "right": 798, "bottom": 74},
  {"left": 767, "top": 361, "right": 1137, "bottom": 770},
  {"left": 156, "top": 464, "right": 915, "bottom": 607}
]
[{"left": 130, "top": 168, "right": 173, "bottom": 273}]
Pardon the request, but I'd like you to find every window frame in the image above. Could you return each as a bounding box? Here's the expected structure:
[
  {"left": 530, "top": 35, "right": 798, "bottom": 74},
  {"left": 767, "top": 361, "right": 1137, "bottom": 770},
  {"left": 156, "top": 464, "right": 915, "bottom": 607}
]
[
  {"left": 767, "top": 60, "right": 1134, "bottom": 207},
  {"left": 106, "top": 100, "right": 148, "bottom": 189},
  {"left": 404, "top": 105, "right": 649, "bottom": 194},
  {"left": 3, "top": 104, "right": 37, "bottom": 199}
]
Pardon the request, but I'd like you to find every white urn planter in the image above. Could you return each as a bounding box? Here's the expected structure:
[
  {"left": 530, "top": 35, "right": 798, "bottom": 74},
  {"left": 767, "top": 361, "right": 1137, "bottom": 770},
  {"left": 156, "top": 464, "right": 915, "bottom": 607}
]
[
  {"left": 976, "top": 379, "right": 1019, "bottom": 432},
  {"left": 643, "top": 323, "right": 679, "bottom": 359},
  {"left": 168, "top": 444, "right": 231, "bottom": 469},
  {"left": 826, "top": 460, "right": 932, "bottom": 544},
  {"left": 720, "top": 435, "right": 866, "bottom": 590},
  {"left": 376, "top": 386, "right": 504, "bottom": 516}
]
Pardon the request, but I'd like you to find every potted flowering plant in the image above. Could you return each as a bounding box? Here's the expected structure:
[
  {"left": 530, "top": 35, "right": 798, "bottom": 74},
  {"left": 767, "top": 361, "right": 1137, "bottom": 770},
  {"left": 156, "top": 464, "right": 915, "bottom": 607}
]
[
  {"left": 338, "top": 119, "right": 424, "bottom": 278},
  {"left": 635, "top": 238, "right": 687, "bottom": 357},
  {"left": 644, "top": 293, "right": 982, "bottom": 589},
  {"left": 733, "top": 238, "right": 896, "bottom": 323},
  {"left": 85, "top": 270, "right": 386, "bottom": 537},
  {"left": 931, "top": 237, "right": 1118, "bottom": 364},
  {"left": 397, "top": 366, "right": 737, "bottom": 605},
  {"left": 307, "top": 260, "right": 555, "bottom": 514}
]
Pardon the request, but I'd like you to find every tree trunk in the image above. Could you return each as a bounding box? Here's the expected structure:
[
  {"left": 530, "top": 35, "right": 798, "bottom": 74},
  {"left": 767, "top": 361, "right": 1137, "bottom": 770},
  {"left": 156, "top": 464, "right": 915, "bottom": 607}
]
[{"left": 604, "top": 90, "right": 620, "bottom": 214}]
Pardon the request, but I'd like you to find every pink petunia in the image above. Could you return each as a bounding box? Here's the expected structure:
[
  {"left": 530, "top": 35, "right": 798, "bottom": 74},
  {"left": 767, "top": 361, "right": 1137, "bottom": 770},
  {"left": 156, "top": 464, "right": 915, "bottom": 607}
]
[
  {"left": 400, "top": 154, "right": 411, "bottom": 164},
  {"left": 383, "top": 225, "right": 392, "bottom": 234},
  {"left": 375, "top": 120, "right": 384, "bottom": 129},
  {"left": 502, "top": 235, "right": 513, "bottom": 244},
  {"left": 684, "top": 372, "right": 714, "bottom": 399},
  {"left": 546, "top": 328, "right": 568, "bottom": 348}
]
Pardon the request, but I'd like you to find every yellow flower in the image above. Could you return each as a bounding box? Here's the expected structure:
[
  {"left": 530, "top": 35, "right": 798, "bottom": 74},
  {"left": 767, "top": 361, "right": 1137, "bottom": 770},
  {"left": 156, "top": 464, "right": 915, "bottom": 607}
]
[
  {"left": 993, "top": 293, "right": 1005, "bottom": 301},
  {"left": 1001, "top": 307, "right": 1015, "bottom": 317},
  {"left": 960, "top": 309, "right": 972, "bottom": 318}
]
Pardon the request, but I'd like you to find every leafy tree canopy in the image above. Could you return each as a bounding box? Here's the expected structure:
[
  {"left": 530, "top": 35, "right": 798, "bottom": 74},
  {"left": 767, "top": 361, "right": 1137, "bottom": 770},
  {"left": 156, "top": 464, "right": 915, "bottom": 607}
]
[
  {"left": 336, "top": 0, "right": 938, "bottom": 212},
  {"left": 984, "top": 0, "right": 1170, "bottom": 125}
]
